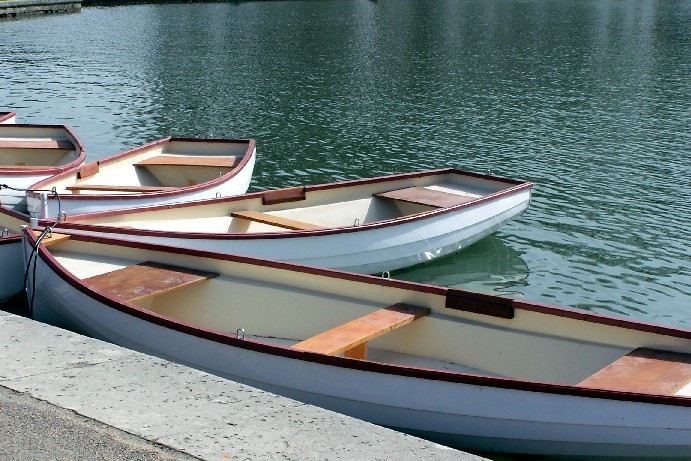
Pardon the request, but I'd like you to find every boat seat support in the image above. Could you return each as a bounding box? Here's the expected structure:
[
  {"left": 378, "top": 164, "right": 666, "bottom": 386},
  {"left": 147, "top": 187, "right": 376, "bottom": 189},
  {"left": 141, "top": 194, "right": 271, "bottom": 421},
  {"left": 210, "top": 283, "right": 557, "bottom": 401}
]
[{"left": 292, "top": 303, "right": 430, "bottom": 360}]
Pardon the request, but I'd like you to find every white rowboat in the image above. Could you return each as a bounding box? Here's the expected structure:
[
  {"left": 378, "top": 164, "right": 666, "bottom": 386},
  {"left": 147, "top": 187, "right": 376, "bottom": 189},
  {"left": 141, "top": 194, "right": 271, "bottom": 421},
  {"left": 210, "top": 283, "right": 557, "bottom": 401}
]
[
  {"left": 0, "top": 232, "right": 23, "bottom": 301},
  {"left": 43, "top": 168, "right": 532, "bottom": 274},
  {"left": 22, "top": 228, "right": 691, "bottom": 459},
  {"left": 0, "top": 124, "right": 86, "bottom": 211},
  {"left": 26, "top": 137, "right": 256, "bottom": 219}
]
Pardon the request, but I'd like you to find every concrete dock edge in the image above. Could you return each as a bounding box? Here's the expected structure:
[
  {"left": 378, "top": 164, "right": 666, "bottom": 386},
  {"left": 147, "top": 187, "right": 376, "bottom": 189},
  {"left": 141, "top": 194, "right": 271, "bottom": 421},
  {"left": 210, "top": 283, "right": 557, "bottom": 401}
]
[
  {"left": 0, "top": 0, "right": 80, "bottom": 18},
  {"left": 0, "top": 310, "right": 487, "bottom": 460}
]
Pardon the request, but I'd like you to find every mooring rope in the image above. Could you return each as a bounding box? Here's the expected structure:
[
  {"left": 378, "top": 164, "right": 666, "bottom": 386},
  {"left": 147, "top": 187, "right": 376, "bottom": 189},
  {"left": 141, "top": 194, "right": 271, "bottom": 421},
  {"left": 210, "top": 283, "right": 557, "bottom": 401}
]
[{"left": 1, "top": 184, "right": 66, "bottom": 318}]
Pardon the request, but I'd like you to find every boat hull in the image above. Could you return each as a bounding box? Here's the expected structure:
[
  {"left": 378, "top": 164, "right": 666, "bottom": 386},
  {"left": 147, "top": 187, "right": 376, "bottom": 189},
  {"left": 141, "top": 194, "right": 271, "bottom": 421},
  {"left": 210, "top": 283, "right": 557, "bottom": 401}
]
[
  {"left": 23, "top": 233, "right": 691, "bottom": 459},
  {"left": 0, "top": 233, "right": 23, "bottom": 301},
  {"left": 25, "top": 138, "right": 256, "bottom": 219},
  {"left": 50, "top": 169, "right": 533, "bottom": 274}
]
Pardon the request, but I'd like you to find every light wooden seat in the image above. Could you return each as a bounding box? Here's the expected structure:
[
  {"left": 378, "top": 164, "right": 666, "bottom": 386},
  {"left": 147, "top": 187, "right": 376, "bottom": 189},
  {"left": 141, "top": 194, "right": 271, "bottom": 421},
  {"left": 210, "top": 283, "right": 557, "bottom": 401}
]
[
  {"left": 375, "top": 186, "right": 479, "bottom": 208},
  {"left": 65, "top": 184, "right": 178, "bottom": 193},
  {"left": 0, "top": 139, "right": 75, "bottom": 150},
  {"left": 292, "top": 303, "right": 430, "bottom": 360},
  {"left": 135, "top": 155, "right": 239, "bottom": 169},
  {"left": 33, "top": 230, "right": 71, "bottom": 247},
  {"left": 83, "top": 261, "right": 219, "bottom": 303},
  {"left": 577, "top": 348, "right": 691, "bottom": 395},
  {"left": 231, "top": 210, "right": 320, "bottom": 231}
]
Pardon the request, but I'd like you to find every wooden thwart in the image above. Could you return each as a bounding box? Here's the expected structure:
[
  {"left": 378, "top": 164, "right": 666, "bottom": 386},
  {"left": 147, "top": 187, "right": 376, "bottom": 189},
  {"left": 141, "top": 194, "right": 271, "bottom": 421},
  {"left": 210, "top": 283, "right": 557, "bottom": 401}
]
[
  {"left": 0, "top": 139, "right": 75, "bottom": 150},
  {"left": 83, "top": 261, "right": 219, "bottom": 303},
  {"left": 231, "top": 210, "right": 320, "bottom": 231},
  {"left": 135, "top": 155, "right": 239, "bottom": 169},
  {"left": 376, "top": 186, "right": 479, "bottom": 208},
  {"left": 292, "top": 303, "right": 430, "bottom": 360},
  {"left": 33, "top": 230, "right": 71, "bottom": 247},
  {"left": 578, "top": 348, "right": 691, "bottom": 396},
  {"left": 66, "top": 184, "right": 178, "bottom": 193}
]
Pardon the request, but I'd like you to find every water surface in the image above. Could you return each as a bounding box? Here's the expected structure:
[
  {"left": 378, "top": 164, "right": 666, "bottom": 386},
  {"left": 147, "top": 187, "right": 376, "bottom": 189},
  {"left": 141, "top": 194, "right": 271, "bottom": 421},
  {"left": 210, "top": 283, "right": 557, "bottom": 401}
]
[{"left": 1, "top": 0, "right": 689, "bottom": 327}]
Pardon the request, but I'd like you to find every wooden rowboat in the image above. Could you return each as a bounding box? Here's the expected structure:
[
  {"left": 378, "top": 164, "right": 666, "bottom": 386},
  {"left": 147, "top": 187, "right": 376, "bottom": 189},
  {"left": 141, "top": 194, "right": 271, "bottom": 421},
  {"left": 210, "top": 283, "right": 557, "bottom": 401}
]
[
  {"left": 0, "top": 124, "right": 86, "bottom": 211},
  {"left": 22, "top": 228, "right": 691, "bottom": 459},
  {"left": 0, "top": 112, "right": 16, "bottom": 124},
  {"left": 41, "top": 168, "right": 533, "bottom": 273},
  {"left": 0, "top": 231, "right": 23, "bottom": 301},
  {"left": 25, "top": 137, "right": 256, "bottom": 220}
]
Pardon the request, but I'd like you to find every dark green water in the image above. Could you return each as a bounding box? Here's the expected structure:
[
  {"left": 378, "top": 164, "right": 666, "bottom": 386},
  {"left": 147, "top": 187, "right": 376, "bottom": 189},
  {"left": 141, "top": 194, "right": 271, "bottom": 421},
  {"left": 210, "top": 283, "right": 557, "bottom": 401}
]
[{"left": 1, "top": 1, "right": 689, "bottom": 329}]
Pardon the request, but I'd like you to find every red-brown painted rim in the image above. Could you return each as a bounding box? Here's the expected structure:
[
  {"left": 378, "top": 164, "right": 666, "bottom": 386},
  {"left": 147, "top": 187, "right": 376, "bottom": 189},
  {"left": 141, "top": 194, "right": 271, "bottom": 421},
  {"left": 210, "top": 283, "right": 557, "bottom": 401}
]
[
  {"left": 0, "top": 112, "right": 16, "bottom": 123},
  {"left": 0, "top": 124, "right": 87, "bottom": 177},
  {"left": 52, "top": 168, "right": 534, "bottom": 239},
  {"left": 24, "top": 228, "right": 691, "bottom": 408},
  {"left": 27, "top": 137, "right": 256, "bottom": 200}
]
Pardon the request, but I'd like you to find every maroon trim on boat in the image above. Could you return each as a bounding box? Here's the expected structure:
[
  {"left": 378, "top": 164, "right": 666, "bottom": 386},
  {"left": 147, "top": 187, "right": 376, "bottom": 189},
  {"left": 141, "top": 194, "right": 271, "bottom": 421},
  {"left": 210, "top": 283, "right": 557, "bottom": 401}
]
[
  {"left": 0, "top": 233, "right": 21, "bottom": 245},
  {"left": 446, "top": 289, "right": 514, "bottom": 319},
  {"left": 53, "top": 169, "right": 533, "bottom": 240},
  {"left": 23, "top": 228, "right": 691, "bottom": 408},
  {"left": 0, "top": 124, "right": 86, "bottom": 177},
  {"left": 513, "top": 299, "right": 691, "bottom": 340},
  {"left": 0, "top": 112, "right": 16, "bottom": 123},
  {"left": 26, "top": 137, "right": 256, "bottom": 200}
]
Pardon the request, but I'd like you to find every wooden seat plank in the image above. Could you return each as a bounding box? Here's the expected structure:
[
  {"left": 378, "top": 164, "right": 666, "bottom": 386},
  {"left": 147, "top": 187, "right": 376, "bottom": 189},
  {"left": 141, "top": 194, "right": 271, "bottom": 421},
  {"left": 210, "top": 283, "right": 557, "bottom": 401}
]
[
  {"left": 83, "top": 261, "right": 219, "bottom": 303},
  {"left": 292, "top": 303, "right": 430, "bottom": 360},
  {"left": 375, "top": 186, "right": 479, "bottom": 208},
  {"left": 577, "top": 348, "right": 691, "bottom": 395},
  {"left": 33, "top": 230, "right": 71, "bottom": 247},
  {"left": 135, "top": 155, "right": 239, "bottom": 169},
  {"left": 0, "top": 139, "right": 75, "bottom": 150},
  {"left": 66, "top": 184, "right": 178, "bottom": 193},
  {"left": 231, "top": 210, "right": 320, "bottom": 231}
]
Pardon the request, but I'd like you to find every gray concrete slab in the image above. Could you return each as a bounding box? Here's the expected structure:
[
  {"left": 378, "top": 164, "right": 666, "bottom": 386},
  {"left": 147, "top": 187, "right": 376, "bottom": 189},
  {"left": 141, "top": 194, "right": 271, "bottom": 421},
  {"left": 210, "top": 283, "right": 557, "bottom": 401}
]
[{"left": 0, "top": 310, "right": 486, "bottom": 460}]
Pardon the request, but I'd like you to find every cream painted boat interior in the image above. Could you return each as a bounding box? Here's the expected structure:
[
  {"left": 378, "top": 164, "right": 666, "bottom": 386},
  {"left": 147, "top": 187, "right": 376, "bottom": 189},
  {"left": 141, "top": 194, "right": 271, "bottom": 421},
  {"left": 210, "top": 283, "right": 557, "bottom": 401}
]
[
  {"left": 0, "top": 127, "right": 81, "bottom": 167},
  {"left": 43, "top": 236, "right": 691, "bottom": 395},
  {"left": 42, "top": 140, "right": 247, "bottom": 194}
]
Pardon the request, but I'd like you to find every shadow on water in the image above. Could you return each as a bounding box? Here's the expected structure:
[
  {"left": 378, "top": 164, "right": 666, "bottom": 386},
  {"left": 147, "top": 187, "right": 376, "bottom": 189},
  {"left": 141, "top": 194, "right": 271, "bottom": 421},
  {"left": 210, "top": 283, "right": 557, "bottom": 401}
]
[{"left": 392, "top": 235, "right": 529, "bottom": 298}]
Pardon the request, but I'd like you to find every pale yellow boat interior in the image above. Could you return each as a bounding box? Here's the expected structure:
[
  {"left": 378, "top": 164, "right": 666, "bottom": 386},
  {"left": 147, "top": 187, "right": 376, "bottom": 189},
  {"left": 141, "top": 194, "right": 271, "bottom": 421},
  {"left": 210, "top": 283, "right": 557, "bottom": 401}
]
[
  {"left": 43, "top": 236, "right": 691, "bottom": 397},
  {"left": 0, "top": 127, "right": 81, "bottom": 168},
  {"left": 69, "top": 173, "right": 504, "bottom": 233},
  {"left": 46, "top": 140, "right": 248, "bottom": 194}
]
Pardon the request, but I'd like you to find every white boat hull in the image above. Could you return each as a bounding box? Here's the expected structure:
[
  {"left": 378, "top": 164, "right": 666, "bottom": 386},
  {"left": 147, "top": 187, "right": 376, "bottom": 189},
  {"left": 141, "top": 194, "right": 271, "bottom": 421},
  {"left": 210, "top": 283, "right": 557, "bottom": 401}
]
[
  {"left": 50, "top": 169, "right": 533, "bottom": 273},
  {"left": 0, "top": 234, "right": 23, "bottom": 301},
  {"left": 23, "top": 231, "right": 691, "bottom": 459},
  {"left": 66, "top": 190, "right": 528, "bottom": 274},
  {"left": 25, "top": 137, "right": 256, "bottom": 219}
]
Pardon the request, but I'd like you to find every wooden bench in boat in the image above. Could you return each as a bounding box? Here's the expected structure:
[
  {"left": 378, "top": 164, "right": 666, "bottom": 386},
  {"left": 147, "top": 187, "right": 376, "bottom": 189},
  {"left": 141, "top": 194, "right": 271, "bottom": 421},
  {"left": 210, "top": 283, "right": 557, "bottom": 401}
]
[
  {"left": 375, "top": 186, "right": 479, "bottom": 208},
  {"left": 292, "top": 303, "right": 431, "bottom": 360},
  {"left": 65, "top": 184, "right": 179, "bottom": 193},
  {"left": 577, "top": 348, "right": 691, "bottom": 395},
  {"left": 32, "top": 230, "right": 71, "bottom": 247},
  {"left": 0, "top": 139, "right": 75, "bottom": 150},
  {"left": 135, "top": 155, "right": 239, "bottom": 169},
  {"left": 83, "top": 261, "right": 219, "bottom": 303},
  {"left": 230, "top": 210, "right": 321, "bottom": 231}
]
